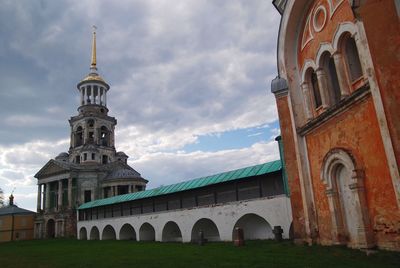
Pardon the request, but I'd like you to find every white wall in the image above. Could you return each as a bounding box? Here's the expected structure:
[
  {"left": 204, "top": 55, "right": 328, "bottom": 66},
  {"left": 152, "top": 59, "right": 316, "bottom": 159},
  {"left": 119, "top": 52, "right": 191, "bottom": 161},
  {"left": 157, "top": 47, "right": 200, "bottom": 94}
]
[{"left": 77, "top": 195, "right": 292, "bottom": 242}]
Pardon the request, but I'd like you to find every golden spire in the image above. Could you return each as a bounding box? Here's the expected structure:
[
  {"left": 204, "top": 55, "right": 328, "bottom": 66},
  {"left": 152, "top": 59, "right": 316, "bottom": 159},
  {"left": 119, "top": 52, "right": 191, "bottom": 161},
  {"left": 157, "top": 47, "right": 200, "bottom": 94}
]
[{"left": 90, "top": 25, "right": 97, "bottom": 70}]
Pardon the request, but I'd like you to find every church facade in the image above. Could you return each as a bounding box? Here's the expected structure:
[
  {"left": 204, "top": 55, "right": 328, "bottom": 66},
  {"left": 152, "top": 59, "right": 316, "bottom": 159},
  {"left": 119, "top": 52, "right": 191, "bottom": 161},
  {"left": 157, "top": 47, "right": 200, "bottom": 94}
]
[
  {"left": 34, "top": 30, "right": 148, "bottom": 239},
  {"left": 271, "top": 0, "right": 400, "bottom": 250}
]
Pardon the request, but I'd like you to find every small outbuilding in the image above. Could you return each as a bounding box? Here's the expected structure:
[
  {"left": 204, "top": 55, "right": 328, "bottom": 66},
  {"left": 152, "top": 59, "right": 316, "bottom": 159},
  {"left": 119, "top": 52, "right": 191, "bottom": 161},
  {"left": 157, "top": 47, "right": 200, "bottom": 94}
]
[{"left": 0, "top": 195, "right": 35, "bottom": 242}]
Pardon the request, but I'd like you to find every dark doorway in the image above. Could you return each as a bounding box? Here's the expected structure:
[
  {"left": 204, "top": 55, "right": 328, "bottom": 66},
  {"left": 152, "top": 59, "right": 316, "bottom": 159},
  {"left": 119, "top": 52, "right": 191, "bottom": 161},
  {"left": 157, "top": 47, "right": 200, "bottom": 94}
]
[{"left": 47, "top": 219, "right": 55, "bottom": 238}]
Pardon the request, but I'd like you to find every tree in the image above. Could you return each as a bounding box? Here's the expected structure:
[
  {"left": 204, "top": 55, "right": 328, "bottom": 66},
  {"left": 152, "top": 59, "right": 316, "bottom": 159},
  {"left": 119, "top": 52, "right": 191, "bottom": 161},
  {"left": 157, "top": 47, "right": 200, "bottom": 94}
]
[{"left": 0, "top": 187, "right": 3, "bottom": 207}]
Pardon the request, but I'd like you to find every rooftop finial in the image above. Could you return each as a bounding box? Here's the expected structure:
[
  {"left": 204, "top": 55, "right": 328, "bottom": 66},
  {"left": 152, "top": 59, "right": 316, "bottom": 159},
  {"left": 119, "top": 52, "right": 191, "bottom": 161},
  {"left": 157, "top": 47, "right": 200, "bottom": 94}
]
[{"left": 90, "top": 25, "right": 97, "bottom": 71}]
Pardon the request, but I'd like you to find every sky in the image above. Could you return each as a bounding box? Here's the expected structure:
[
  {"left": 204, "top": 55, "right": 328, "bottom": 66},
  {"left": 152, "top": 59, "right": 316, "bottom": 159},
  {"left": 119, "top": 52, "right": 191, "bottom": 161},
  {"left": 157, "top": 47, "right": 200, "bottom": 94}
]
[{"left": 0, "top": 0, "right": 281, "bottom": 211}]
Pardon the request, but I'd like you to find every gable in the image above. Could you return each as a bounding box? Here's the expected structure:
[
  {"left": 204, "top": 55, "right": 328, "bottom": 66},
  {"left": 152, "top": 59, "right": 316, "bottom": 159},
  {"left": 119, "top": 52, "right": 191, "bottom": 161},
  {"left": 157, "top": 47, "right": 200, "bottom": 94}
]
[{"left": 35, "top": 160, "right": 70, "bottom": 179}]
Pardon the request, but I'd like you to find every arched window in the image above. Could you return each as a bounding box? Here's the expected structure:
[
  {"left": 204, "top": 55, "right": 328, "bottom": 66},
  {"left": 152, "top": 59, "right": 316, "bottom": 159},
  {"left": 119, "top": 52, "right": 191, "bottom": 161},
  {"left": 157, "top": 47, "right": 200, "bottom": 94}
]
[
  {"left": 344, "top": 36, "right": 363, "bottom": 82},
  {"left": 100, "top": 126, "right": 109, "bottom": 146},
  {"left": 74, "top": 126, "right": 83, "bottom": 147},
  {"left": 320, "top": 52, "right": 341, "bottom": 105},
  {"left": 310, "top": 70, "right": 322, "bottom": 108}
]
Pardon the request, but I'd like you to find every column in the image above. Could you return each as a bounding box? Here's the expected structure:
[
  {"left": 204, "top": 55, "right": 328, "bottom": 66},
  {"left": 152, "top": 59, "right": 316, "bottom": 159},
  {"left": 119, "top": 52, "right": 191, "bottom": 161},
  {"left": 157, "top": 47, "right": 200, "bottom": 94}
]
[
  {"left": 83, "top": 87, "right": 87, "bottom": 105},
  {"left": 58, "top": 180, "right": 63, "bottom": 210},
  {"left": 37, "top": 184, "right": 42, "bottom": 212},
  {"left": 68, "top": 178, "right": 73, "bottom": 208},
  {"left": 353, "top": 32, "right": 367, "bottom": 81},
  {"left": 104, "top": 90, "right": 107, "bottom": 106},
  {"left": 128, "top": 185, "right": 132, "bottom": 193},
  {"left": 316, "top": 68, "right": 331, "bottom": 107},
  {"left": 300, "top": 82, "right": 314, "bottom": 121},
  {"left": 333, "top": 52, "right": 351, "bottom": 97},
  {"left": 45, "top": 183, "right": 50, "bottom": 212},
  {"left": 99, "top": 88, "right": 103, "bottom": 105},
  {"left": 91, "top": 85, "right": 95, "bottom": 104}
]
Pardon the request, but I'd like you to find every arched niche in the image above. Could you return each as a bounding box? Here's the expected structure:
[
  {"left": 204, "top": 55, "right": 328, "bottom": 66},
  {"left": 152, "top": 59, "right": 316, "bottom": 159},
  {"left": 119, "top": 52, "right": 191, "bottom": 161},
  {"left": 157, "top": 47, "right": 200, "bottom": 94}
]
[
  {"left": 139, "top": 223, "right": 155, "bottom": 241},
  {"left": 119, "top": 223, "right": 136, "bottom": 241},
  {"left": 232, "top": 213, "right": 273, "bottom": 240},
  {"left": 162, "top": 221, "right": 182, "bottom": 242},
  {"left": 191, "top": 218, "right": 220, "bottom": 242}
]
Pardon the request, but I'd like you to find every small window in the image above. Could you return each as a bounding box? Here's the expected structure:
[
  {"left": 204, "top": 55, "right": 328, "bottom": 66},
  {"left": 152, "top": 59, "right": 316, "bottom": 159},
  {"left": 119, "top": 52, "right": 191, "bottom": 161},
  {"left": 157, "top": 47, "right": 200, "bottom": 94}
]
[
  {"left": 91, "top": 153, "right": 95, "bottom": 160},
  {"left": 88, "top": 119, "right": 94, "bottom": 128},
  {"left": 75, "top": 155, "right": 80, "bottom": 164},
  {"left": 84, "top": 190, "right": 91, "bottom": 203},
  {"left": 84, "top": 153, "right": 87, "bottom": 161},
  {"left": 88, "top": 132, "right": 94, "bottom": 143},
  {"left": 102, "top": 155, "right": 108, "bottom": 164}
]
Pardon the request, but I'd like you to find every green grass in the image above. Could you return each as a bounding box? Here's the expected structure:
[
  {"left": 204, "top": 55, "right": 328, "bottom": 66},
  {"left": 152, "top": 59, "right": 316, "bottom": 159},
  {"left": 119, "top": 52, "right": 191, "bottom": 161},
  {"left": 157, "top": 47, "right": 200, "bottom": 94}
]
[{"left": 0, "top": 239, "right": 399, "bottom": 268}]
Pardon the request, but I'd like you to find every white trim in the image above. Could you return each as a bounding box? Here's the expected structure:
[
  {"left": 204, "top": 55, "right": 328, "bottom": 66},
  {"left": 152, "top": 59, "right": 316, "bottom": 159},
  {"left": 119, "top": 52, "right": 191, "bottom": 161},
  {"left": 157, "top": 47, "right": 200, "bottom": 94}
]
[
  {"left": 300, "top": 59, "right": 317, "bottom": 83},
  {"left": 355, "top": 21, "right": 400, "bottom": 208},
  {"left": 315, "top": 42, "right": 335, "bottom": 67},
  {"left": 332, "top": 22, "right": 357, "bottom": 52},
  {"left": 327, "top": 0, "right": 346, "bottom": 18},
  {"left": 313, "top": 5, "right": 328, "bottom": 32}
]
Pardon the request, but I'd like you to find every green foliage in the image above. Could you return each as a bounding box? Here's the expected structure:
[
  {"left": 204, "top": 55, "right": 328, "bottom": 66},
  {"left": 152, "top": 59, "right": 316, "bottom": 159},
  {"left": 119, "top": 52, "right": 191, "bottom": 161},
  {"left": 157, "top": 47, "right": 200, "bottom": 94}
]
[{"left": 0, "top": 239, "right": 399, "bottom": 268}]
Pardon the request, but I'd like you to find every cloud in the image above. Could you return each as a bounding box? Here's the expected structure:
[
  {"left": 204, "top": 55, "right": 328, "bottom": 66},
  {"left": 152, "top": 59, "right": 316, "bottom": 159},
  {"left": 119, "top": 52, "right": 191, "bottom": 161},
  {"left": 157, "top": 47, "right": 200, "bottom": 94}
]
[{"left": 0, "top": 1, "right": 281, "bottom": 211}]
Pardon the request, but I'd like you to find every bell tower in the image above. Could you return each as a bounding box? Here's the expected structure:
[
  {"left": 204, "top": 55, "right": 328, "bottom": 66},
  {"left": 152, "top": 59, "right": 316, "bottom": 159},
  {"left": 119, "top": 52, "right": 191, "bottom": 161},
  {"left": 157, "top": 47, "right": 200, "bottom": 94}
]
[{"left": 68, "top": 27, "right": 117, "bottom": 165}]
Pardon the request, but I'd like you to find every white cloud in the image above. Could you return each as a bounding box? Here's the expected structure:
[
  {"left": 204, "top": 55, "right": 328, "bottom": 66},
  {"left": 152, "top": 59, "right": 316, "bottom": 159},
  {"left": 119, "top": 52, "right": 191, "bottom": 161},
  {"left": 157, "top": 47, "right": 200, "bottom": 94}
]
[{"left": 0, "top": 1, "right": 282, "bottom": 212}]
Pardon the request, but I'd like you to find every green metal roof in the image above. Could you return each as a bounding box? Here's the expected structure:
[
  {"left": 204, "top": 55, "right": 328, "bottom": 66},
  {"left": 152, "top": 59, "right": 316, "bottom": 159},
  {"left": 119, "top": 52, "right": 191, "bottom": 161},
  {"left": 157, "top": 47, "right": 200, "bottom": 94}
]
[{"left": 78, "top": 159, "right": 282, "bottom": 210}]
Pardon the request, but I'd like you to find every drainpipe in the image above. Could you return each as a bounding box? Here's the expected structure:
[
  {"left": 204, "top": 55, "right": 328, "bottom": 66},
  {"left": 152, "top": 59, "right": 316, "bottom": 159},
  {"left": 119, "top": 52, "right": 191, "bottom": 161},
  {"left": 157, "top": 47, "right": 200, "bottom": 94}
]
[{"left": 275, "top": 136, "right": 290, "bottom": 196}]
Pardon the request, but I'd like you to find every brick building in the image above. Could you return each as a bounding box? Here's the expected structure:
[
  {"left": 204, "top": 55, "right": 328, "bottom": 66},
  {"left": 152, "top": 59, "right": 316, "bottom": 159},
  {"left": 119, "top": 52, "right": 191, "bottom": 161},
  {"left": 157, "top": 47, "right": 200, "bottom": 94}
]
[{"left": 271, "top": 0, "right": 400, "bottom": 250}]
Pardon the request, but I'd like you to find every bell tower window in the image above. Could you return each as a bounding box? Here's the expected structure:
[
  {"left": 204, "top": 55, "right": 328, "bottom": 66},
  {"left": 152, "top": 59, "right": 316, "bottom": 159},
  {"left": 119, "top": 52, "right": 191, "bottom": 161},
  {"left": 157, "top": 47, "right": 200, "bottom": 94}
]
[
  {"left": 75, "top": 155, "right": 80, "bottom": 164},
  {"left": 91, "top": 153, "right": 95, "bottom": 160},
  {"left": 100, "top": 126, "right": 109, "bottom": 146},
  {"left": 74, "top": 126, "right": 83, "bottom": 147}
]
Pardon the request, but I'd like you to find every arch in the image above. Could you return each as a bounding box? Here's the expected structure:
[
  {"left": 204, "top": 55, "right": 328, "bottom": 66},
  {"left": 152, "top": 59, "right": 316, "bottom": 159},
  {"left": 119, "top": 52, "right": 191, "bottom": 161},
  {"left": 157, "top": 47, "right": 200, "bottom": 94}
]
[
  {"left": 162, "top": 221, "right": 182, "bottom": 242},
  {"left": 315, "top": 42, "right": 335, "bottom": 68},
  {"left": 321, "top": 148, "right": 357, "bottom": 189},
  {"left": 89, "top": 226, "right": 100, "bottom": 240},
  {"left": 79, "top": 227, "right": 87, "bottom": 240},
  {"left": 232, "top": 213, "right": 273, "bottom": 240},
  {"left": 332, "top": 22, "right": 357, "bottom": 52},
  {"left": 336, "top": 33, "right": 363, "bottom": 83},
  {"left": 191, "top": 218, "right": 220, "bottom": 242},
  {"left": 300, "top": 59, "right": 317, "bottom": 83},
  {"left": 319, "top": 51, "right": 341, "bottom": 105},
  {"left": 102, "top": 225, "right": 116, "bottom": 240},
  {"left": 46, "top": 219, "right": 55, "bottom": 238},
  {"left": 139, "top": 223, "right": 155, "bottom": 241},
  {"left": 321, "top": 148, "right": 374, "bottom": 248},
  {"left": 119, "top": 223, "right": 136, "bottom": 240}
]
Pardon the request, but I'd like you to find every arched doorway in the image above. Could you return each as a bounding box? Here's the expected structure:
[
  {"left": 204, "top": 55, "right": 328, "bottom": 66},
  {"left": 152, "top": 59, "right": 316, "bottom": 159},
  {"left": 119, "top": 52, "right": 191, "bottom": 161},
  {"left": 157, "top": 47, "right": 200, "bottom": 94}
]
[
  {"left": 139, "top": 223, "right": 155, "bottom": 241},
  {"left": 119, "top": 224, "right": 136, "bottom": 240},
  {"left": 232, "top": 213, "right": 273, "bottom": 240},
  {"left": 191, "top": 218, "right": 220, "bottom": 242},
  {"left": 102, "top": 225, "right": 116, "bottom": 240},
  {"left": 322, "top": 148, "right": 374, "bottom": 248},
  {"left": 79, "top": 227, "right": 87, "bottom": 240},
  {"left": 46, "top": 219, "right": 55, "bottom": 238},
  {"left": 162, "top": 221, "right": 182, "bottom": 242},
  {"left": 89, "top": 226, "right": 100, "bottom": 240}
]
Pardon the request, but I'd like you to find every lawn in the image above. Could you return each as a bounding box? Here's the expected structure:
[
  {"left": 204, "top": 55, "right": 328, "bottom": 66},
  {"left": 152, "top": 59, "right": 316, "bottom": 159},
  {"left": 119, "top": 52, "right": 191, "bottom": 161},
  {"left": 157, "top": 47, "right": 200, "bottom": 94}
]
[{"left": 0, "top": 239, "right": 399, "bottom": 268}]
